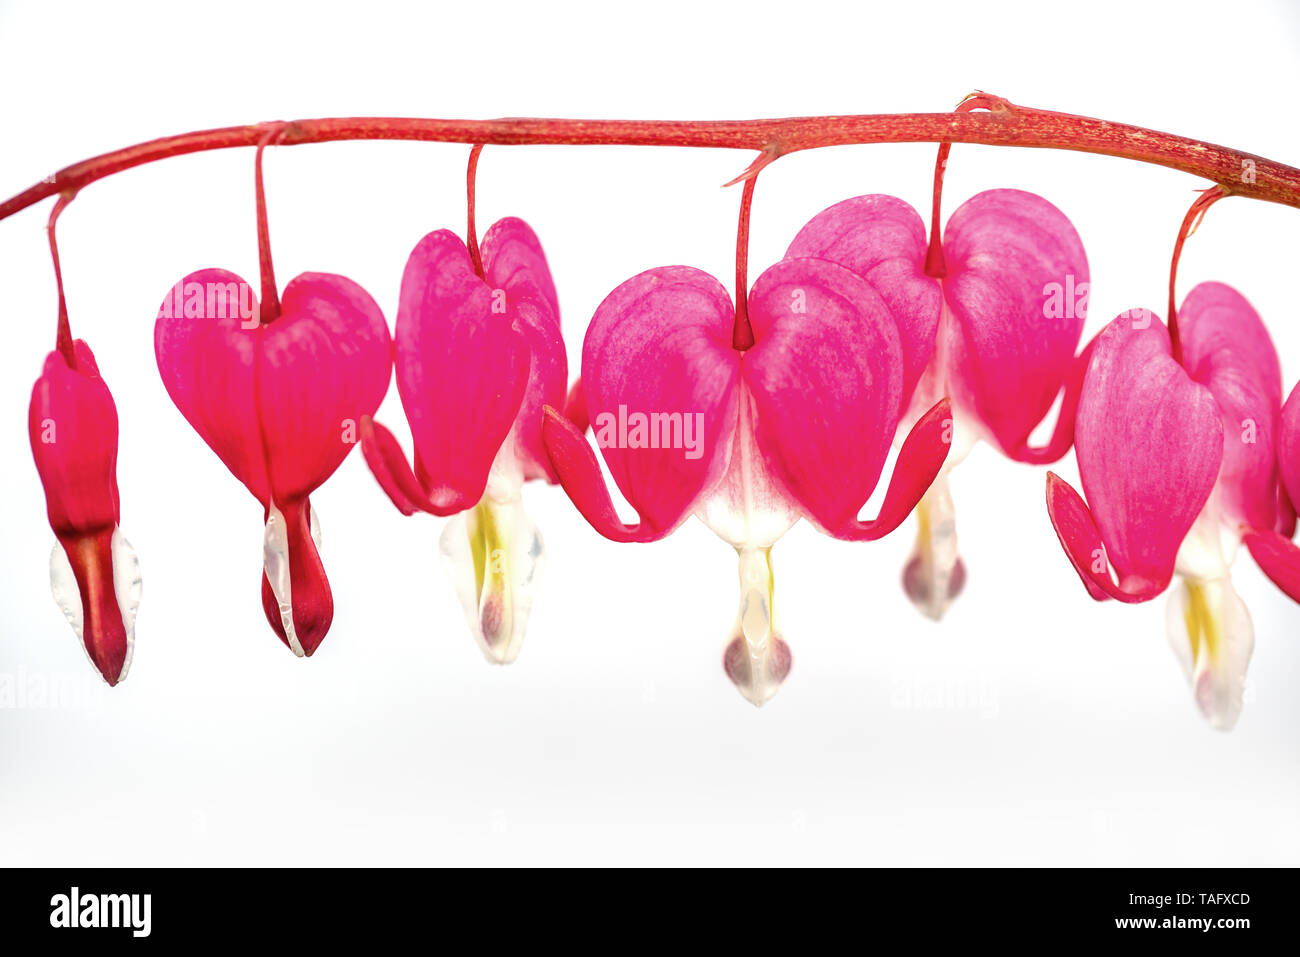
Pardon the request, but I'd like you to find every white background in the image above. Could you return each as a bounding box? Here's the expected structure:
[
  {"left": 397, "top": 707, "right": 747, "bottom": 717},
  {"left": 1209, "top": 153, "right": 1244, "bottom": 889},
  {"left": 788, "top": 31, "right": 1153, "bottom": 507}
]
[{"left": 2, "top": 0, "right": 1299, "bottom": 866}]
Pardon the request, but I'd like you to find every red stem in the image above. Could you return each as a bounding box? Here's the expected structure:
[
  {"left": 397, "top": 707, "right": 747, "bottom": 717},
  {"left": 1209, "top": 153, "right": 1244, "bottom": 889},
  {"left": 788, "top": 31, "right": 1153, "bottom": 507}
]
[
  {"left": 4, "top": 98, "right": 1300, "bottom": 222},
  {"left": 47, "top": 191, "right": 77, "bottom": 365},
  {"left": 1167, "top": 185, "right": 1229, "bottom": 359},
  {"left": 732, "top": 170, "right": 760, "bottom": 351},
  {"left": 254, "top": 128, "right": 282, "bottom": 324},
  {"left": 925, "top": 93, "right": 999, "bottom": 278},
  {"left": 467, "top": 144, "right": 485, "bottom": 279}
]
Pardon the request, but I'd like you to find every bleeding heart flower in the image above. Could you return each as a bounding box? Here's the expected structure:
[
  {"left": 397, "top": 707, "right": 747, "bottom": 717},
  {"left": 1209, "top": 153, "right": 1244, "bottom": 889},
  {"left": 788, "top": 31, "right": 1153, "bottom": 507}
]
[
  {"left": 29, "top": 340, "right": 141, "bottom": 685},
  {"left": 155, "top": 268, "right": 392, "bottom": 656},
  {"left": 1047, "top": 282, "right": 1287, "bottom": 729},
  {"left": 787, "top": 189, "right": 1092, "bottom": 619},
  {"left": 542, "top": 254, "right": 951, "bottom": 706},
  {"left": 361, "top": 217, "right": 568, "bottom": 664}
]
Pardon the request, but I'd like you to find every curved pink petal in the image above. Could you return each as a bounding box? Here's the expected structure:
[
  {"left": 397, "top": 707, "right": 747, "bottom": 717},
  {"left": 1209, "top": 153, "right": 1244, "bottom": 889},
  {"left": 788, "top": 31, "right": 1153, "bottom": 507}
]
[
  {"left": 359, "top": 415, "right": 449, "bottom": 517},
  {"left": 743, "top": 257, "right": 904, "bottom": 534},
  {"left": 542, "top": 406, "right": 661, "bottom": 542},
  {"left": 395, "top": 230, "right": 530, "bottom": 511},
  {"left": 834, "top": 399, "right": 953, "bottom": 541},
  {"left": 1006, "top": 333, "right": 1097, "bottom": 465},
  {"left": 579, "top": 266, "right": 740, "bottom": 535},
  {"left": 1244, "top": 529, "right": 1300, "bottom": 603},
  {"left": 482, "top": 218, "right": 568, "bottom": 483},
  {"left": 784, "top": 194, "right": 941, "bottom": 405},
  {"left": 942, "top": 189, "right": 1089, "bottom": 457},
  {"left": 1177, "top": 282, "right": 1282, "bottom": 531},
  {"left": 481, "top": 215, "right": 561, "bottom": 320},
  {"left": 1063, "top": 314, "right": 1222, "bottom": 598},
  {"left": 563, "top": 378, "right": 589, "bottom": 433},
  {"left": 1276, "top": 382, "right": 1300, "bottom": 521},
  {"left": 1045, "top": 472, "right": 1143, "bottom": 602}
]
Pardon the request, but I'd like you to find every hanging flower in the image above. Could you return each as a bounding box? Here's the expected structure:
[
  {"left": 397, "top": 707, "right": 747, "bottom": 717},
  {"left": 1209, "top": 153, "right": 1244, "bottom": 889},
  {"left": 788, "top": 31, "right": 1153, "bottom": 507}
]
[
  {"left": 787, "top": 189, "right": 1092, "bottom": 619},
  {"left": 543, "top": 252, "right": 951, "bottom": 705},
  {"left": 361, "top": 217, "right": 569, "bottom": 663},
  {"left": 155, "top": 269, "right": 392, "bottom": 656},
  {"left": 29, "top": 340, "right": 141, "bottom": 685},
  {"left": 1047, "top": 283, "right": 1287, "bottom": 728}
]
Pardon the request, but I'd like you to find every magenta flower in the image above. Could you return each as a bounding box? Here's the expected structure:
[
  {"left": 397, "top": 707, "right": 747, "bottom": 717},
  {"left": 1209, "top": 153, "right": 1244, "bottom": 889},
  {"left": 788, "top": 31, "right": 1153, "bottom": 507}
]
[
  {"left": 787, "top": 189, "right": 1091, "bottom": 618},
  {"left": 542, "top": 253, "right": 952, "bottom": 705},
  {"left": 155, "top": 269, "right": 392, "bottom": 656},
  {"left": 29, "top": 340, "right": 141, "bottom": 685},
  {"left": 361, "top": 217, "right": 567, "bottom": 663},
  {"left": 1047, "top": 283, "right": 1287, "bottom": 728}
]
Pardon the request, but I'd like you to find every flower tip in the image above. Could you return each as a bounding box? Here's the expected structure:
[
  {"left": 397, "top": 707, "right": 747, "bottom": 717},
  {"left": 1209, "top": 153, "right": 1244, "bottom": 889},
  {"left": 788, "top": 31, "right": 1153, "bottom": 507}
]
[{"left": 723, "top": 634, "right": 791, "bottom": 708}]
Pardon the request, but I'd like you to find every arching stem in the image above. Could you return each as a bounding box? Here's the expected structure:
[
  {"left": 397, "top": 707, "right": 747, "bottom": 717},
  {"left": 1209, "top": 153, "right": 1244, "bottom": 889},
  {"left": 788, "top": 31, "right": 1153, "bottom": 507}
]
[
  {"left": 47, "top": 190, "right": 78, "bottom": 365},
  {"left": 1167, "top": 185, "right": 1229, "bottom": 359},
  {"left": 254, "top": 126, "right": 285, "bottom": 325},
  {"left": 467, "top": 143, "right": 485, "bottom": 279},
  {"left": 925, "top": 93, "right": 1000, "bottom": 278}
]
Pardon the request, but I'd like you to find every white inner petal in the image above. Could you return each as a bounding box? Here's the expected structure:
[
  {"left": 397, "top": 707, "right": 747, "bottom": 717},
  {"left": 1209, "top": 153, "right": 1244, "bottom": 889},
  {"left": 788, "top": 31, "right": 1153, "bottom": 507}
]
[{"left": 263, "top": 502, "right": 318, "bottom": 658}]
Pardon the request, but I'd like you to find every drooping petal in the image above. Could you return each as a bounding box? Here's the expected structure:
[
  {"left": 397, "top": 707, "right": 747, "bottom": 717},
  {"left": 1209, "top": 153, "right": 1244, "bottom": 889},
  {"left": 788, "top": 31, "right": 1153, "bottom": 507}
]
[
  {"left": 742, "top": 257, "right": 905, "bottom": 535},
  {"left": 1007, "top": 334, "right": 1097, "bottom": 465},
  {"left": 542, "top": 406, "right": 659, "bottom": 542},
  {"left": 573, "top": 266, "right": 740, "bottom": 537},
  {"left": 29, "top": 340, "right": 138, "bottom": 685},
  {"left": 394, "top": 230, "right": 530, "bottom": 512},
  {"left": 359, "top": 415, "right": 449, "bottom": 517},
  {"left": 833, "top": 399, "right": 953, "bottom": 542},
  {"left": 1048, "top": 314, "right": 1222, "bottom": 601},
  {"left": 784, "top": 194, "right": 941, "bottom": 404},
  {"left": 1177, "top": 282, "right": 1283, "bottom": 531},
  {"left": 941, "top": 189, "right": 1089, "bottom": 457},
  {"left": 1243, "top": 529, "right": 1300, "bottom": 603},
  {"left": 482, "top": 218, "right": 568, "bottom": 483},
  {"left": 1276, "top": 382, "right": 1300, "bottom": 522}
]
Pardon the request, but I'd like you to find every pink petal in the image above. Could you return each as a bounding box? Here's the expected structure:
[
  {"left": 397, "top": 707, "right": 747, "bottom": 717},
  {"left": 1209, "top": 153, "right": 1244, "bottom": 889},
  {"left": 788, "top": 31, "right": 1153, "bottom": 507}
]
[
  {"left": 481, "top": 218, "right": 568, "bottom": 482},
  {"left": 541, "top": 406, "right": 660, "bottom": 542},
  {"left": 395, "top": 230, "right": 530, "bottom": 511},
  {"left": 1006, "top": 334, "right": 1097, "bottom": 465},
  {"left": 743, "top": 258, "right": 904, "bottom": 534},
  {"left": 578, "top": 266, "right": 740, "bottom": 535},
  {"left": 359, "top": 415, "right": 447, "bottom": 516},
  {"left": 784, "top": 194, "right": 941, "bottom": 405},
  {"left": 480, "top": 215, "right": 561, "bottom": 320},
  {"left": 1244, "top": 529, "right": 1300, "bottom": 603},
  {"left": 154, "top": 269, "right": 392, "bottom": 505},
  {"left": 1055, "top": 314, "right": 1222, "bottom": 599},
  {"left": 835, "top": 399, "right": 953, "bottom": 541},
  {"left": 259, "top": 273, "right": 393, "bottom": 502},
  {"left": 942, "top": 189, "right": 1089, "bottom": 456},
  {"left": 1177, "top": 282, "right": 1283, "bottom": 530},
  {"left": 1046, "top": 471, "right": 1144, "bottom": 602},
  {"left": 563, "top": 378, "right": 589, "bottom": 434},
  {"left": 1276, "top": 382, "right": 1300, "bottom": 521}
]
